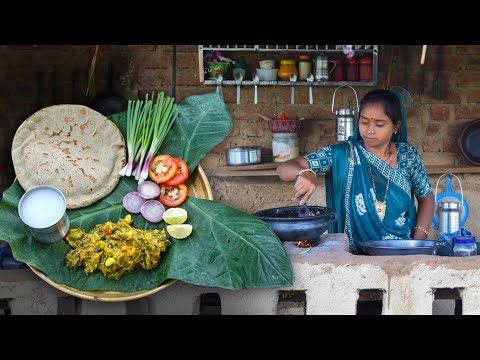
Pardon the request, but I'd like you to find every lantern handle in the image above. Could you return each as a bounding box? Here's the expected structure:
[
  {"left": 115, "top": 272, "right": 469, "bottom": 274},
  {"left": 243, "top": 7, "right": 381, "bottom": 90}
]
[
  {"left": 434, "top": 173, "right": 464, "bottom": 207},
  {"left": 331, "top": 85, "right": 359, "bottom": 114}
]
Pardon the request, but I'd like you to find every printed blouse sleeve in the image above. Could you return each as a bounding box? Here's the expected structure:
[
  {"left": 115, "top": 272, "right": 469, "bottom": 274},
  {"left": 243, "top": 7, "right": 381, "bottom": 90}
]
[
  {"left": 303, "top": 145, "right": 333, "bottom": 174},
  {"left": 409, "top": 145, "right": 432, "bottom": 198}
]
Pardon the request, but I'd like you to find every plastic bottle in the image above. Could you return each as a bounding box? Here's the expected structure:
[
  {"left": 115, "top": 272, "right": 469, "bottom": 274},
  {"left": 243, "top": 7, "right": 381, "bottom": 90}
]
[{"left": 453, "top": 235, "right": 477, "bottom": 257}]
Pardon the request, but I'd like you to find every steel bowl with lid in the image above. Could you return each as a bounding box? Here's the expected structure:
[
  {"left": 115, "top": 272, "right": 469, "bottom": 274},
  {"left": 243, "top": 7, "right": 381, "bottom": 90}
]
[{"left": 226, "top": 146, "right": 262, "bottom": 166}]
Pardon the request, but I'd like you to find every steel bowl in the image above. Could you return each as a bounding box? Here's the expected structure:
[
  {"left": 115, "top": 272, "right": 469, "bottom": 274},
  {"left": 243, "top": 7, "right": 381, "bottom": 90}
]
[
  {"left": 252, "top": 206, "right": 337, "bottom": 242},
  {"left": 362, "top": 239, "right": 447, "bottom": 256}
]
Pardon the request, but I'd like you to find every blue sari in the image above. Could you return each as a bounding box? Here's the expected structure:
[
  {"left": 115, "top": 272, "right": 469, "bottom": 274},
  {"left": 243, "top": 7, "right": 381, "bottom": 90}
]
[
  {"left": 330, "top": 139, "right": 417, "bottom": 254},
  {"left": 321, "top": 90, "right": 422, "bottom": 254}
]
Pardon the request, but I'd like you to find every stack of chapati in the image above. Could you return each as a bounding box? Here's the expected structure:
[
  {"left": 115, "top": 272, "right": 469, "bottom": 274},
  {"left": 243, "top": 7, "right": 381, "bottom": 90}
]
[{"left": 12, "top": 105, "right": 126, "bottom": 209}]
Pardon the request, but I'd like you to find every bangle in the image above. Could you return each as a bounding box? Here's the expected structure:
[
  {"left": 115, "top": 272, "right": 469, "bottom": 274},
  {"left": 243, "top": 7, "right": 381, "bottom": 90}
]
[
  {"left": 297, "top": 169, "right": 317, "bottom": 178},
  {"left": 414, "top": 225, "right": 429, "bottom": 237}
]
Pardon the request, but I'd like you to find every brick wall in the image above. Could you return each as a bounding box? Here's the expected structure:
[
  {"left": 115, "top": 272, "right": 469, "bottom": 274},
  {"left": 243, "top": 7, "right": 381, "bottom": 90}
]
[{"left": 2, "top": 45, "right": 480, "bottom": 236}]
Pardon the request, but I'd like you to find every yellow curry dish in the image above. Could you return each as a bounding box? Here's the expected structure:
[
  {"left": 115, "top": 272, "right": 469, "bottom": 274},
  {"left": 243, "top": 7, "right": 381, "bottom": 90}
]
[{"left": 64, "top": 214, "right": 171, "bottom": 280}]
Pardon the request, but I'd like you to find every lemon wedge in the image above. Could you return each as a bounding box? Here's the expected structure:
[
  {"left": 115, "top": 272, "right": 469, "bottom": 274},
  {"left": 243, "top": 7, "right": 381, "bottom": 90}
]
[
  {"left": 163, "top": 208, "right": 188, "bottom": 225},
  {"left": 167, "top": 224, "right": 193, "bottom": 239}
]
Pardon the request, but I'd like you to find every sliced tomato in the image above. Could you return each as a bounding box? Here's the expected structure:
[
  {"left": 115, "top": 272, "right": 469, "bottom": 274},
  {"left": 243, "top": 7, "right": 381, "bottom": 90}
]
[
  {"left": 148, "top": 154, "right": 178, "bottom": 184},
  {"left": 166, "top": 158, "right": 189, "bottom": 186},
  {"left": 159, "top": 183, "right": 188, "bottom": 207}
]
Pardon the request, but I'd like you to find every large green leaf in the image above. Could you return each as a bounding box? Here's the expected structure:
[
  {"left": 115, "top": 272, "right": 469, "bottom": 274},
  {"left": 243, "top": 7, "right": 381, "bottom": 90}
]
[
  {"left": 159, "top": 93, "right": 232, "bottom": 171},
  {"left": 0, "top": 93, "right": 293, "bottom": 292}
]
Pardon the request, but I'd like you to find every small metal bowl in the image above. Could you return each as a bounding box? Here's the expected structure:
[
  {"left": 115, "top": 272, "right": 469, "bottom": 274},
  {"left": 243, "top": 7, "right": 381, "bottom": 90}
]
[{"left": 362, "top": 239, "right": 447, "bottom": 256}]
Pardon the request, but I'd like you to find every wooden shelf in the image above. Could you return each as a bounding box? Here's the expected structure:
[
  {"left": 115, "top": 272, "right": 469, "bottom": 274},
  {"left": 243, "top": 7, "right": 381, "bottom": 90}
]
[
  {"left": 426, "top": 165, "right": 480, "bottom": 175},
  {"left": 207, "top": 162, "right": 279, "bottom": 177},
  {"left": 207, "top": 164, "right": 480, "bottom": 178}
]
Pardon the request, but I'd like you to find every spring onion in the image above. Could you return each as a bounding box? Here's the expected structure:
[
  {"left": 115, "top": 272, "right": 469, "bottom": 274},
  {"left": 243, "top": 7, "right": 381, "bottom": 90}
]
[
  {"left": 120, "top": 92, "right": 178, "bottom": 184},
  {"left": 138, "top": 93, "right": 178, "bottom": 181},
  {"left": 119, "top": 98, "right": 148, "bottom": 176}
]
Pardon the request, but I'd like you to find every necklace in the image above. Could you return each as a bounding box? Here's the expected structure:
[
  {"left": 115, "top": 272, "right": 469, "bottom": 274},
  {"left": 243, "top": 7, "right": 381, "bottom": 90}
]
[
  {"left": 377, "top": 142, "right": 392, "bottom": 164},
  {"left": 367, "top": 158, "right": 392, "bottom": 221}
]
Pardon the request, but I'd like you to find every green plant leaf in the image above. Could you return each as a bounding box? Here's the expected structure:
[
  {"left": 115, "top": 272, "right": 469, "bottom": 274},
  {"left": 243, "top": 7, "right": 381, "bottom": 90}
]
[
  {"left": 159, "top": 93, "right": 232, "bottom": 171},
  {"left": 170, "top": 197, "right": 293, "bottom": 289},
  {"left": 0, "top": 93, "right": 293, "bottom": 292}
]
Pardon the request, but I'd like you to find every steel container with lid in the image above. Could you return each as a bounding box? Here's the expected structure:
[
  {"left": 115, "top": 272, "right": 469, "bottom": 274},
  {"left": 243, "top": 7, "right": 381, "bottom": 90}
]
[
  {"left": 226, "top": 146, "right": 262, "bottom": 166},
  {"left": 332, "top": 85, "right": 359, "bottom": 141},
  {"left": 437, "top": 201, "right": 461, "bottom": 234}
]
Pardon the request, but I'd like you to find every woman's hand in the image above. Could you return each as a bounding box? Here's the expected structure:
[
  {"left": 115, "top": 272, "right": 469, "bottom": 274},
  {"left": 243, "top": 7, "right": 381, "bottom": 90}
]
[
  {"left": 276, "top": 157, "right": 317, "bottom": 204},
  {"left": 294, "top": 172, "right": 317, "bottom": 204}
]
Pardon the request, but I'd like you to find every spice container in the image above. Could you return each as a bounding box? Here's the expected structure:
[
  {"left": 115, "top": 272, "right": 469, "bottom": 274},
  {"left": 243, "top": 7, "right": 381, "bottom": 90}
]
[
  {"left": 359, "top": 57, "right": 373, "bottom": 82},
  {"left": 298, "top": 54, "right": 312, "bottom": 80},
  {"left": 346, "top": 58, "right": 359, "bottom": 81},
  {"left": 453, "top": 235, "right": 477, "bottom": 257},
  {"left": 278, "top": 60, "right": 297, "bottom": 81},
  {"left": 272, "top": 133, "right": 299, "bottom": 162},
  {"left": 330, "top": 58, "right": 344, "bottom": 81},
  {"left": 233, "top": 62, "right": 247, "bottom": 79}
]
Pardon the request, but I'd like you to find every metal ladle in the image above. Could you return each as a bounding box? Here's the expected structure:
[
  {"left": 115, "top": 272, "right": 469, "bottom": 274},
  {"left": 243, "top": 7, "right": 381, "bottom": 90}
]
[
  {"left": 290, "top": 74, "right": 297, "bottom": 104},
  {"left": 307, "top": 73, "right": 314, "bottom": 105},
  {"left": 215, "top": 73, "right": 224, "bottom": 100},
  {"left": 235, "top": 72, "right": 243, "bottom": 105},
  {"left": 253, "top": 73, "right": 259, "bottom": 104}
]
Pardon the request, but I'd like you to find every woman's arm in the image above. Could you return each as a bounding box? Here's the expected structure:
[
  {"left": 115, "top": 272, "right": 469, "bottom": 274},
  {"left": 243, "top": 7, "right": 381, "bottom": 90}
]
[
  {"left": 276, "top": 156, "right": 309, "bottom": 181},
  {"left": 276, "top": 156, "right": 317, "bottom": 205},
  {"left": 413, "top": 192, "right": 434, "bottom": 239}
]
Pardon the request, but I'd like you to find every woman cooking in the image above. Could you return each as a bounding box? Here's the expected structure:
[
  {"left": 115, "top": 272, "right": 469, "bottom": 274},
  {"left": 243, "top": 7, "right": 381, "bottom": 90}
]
[{"left": 277, "top": 89, "right": 434, "bottom": 254}]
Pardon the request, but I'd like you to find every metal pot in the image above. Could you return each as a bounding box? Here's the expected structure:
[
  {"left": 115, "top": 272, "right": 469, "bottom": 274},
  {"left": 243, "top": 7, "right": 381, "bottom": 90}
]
[{"left": 226, "top": 147, "right": 262, "bottom": 166}]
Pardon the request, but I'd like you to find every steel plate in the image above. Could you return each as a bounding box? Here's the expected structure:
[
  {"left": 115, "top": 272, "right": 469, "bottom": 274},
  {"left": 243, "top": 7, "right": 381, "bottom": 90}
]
[{"left": 362, "top": 239, "right": 447, "bottom": 256}]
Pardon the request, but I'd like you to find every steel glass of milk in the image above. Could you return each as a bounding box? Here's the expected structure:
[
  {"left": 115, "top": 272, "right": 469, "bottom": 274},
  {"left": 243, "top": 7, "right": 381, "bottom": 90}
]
[{"left": 18, "top": 185, "right": 70, "bottom": 244}]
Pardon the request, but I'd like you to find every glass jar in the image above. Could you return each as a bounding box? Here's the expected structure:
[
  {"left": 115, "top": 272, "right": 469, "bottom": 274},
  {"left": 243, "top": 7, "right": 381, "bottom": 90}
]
[
  {"left": 315, "top": 55, "right": 329, "bottom": 81},
  {"left": 346, "top": 58, "right": 359, "bottom": 81},
  {"left": 277, "top": 59, "right": 297, "bottom": 81},
  {"left": 330, "top": 58, "right": 344, "bottom": 81},
  {"left": 298, "top": 54, "right": 312, "bottom": 81},
  {"left": 453, "top": 235, "right": 477, "bottom": 257},
  {"left": 233, "top": 62, "right": 247, "bottom": 79},
  {"left": 272, "top": 133, "right": 299, "bottom": 162},
  {"left": 359, "top": 57, "right": 373, "bottom": 82}
]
